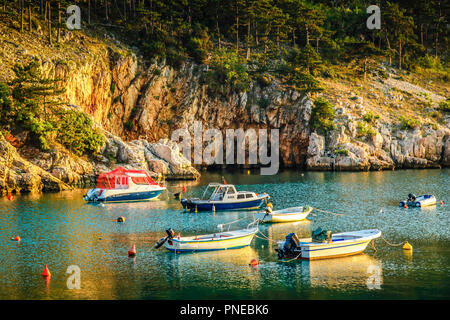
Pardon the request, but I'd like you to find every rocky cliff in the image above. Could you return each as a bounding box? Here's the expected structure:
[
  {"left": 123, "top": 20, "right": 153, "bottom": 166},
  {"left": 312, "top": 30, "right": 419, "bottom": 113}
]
[{"left": 1, "top": 27, "right": 449, "bottom": 195}]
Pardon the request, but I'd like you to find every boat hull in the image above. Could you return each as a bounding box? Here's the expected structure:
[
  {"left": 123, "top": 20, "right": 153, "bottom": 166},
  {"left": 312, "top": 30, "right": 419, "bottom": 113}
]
[
  {"left": 300, "top": 239, "right": 372, "bottom": 260},
  {"left": 255, "top": 207, "right": 312, "bottom": 223},
  {"left": 277, "top": 229, "right": 381, "bottom": 260},
  {"left": 181, "top": 194, "right": 269, "bottom": 211},
  {"left": 164, "top": 229, "right": 257, "bottom": 252},
  {"left": 84, "top": 188, "right": 165, "bottom": 203}
]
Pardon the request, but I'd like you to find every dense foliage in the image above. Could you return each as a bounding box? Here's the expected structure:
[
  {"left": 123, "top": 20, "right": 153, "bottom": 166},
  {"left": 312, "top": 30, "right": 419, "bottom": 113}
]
[{"left": 1, "top": 0, "right": 447, "bottom": 95}]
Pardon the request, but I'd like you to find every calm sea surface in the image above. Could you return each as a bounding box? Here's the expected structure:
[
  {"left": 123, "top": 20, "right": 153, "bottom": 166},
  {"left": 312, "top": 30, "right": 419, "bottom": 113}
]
[{"left": 0, "top": 169, "right": 449, "bottom": 299}]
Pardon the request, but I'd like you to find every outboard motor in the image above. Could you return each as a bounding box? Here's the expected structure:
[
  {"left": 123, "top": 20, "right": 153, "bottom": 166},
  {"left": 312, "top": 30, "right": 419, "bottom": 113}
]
[
  {"left": 276, "top": 233, "right": 300, "bottom": 259},
  {"left": 155, "top": 228, "right": 176, "bottom": 249}
]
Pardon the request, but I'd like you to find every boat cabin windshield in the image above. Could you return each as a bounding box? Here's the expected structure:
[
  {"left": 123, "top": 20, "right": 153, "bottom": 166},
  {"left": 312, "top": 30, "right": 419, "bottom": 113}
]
[{"left": 201, "top": 184, "right": 237, "bottom": 201}]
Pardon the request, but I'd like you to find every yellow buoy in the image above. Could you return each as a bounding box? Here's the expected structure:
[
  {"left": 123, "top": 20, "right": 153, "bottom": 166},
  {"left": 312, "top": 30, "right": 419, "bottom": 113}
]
[
  {"left": 247, "top": 170, "right": 250, "bottom": 175},
  {"left": 402, "top": 241, "right": 413, "bottom": 251}
]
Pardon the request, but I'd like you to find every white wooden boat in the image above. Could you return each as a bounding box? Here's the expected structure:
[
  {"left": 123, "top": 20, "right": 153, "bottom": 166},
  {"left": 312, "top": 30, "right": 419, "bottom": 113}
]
[
  {"left": 276, "top": 229, "right": 381, "bottom": 260},
  {"left": 155, "top": 223, "right": 258, "bottom": 253},
  {"left": 254, "top": 206, "right": 312, "bottom": 223}
]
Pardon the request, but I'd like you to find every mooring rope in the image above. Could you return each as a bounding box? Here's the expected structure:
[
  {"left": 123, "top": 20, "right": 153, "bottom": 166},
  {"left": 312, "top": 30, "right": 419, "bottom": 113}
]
[
  {"left": 311, "top": 207, "right": 345, "bottom": 216},
  {"left": 380, "top": 234, "right": 407, "bottom": 247}
]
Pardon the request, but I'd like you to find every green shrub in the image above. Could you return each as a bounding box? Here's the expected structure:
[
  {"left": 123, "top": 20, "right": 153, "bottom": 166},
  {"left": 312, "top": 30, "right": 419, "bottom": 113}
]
[
  {"left": 439, "top": 99, "right": 450, "bottom": 113},
  {"left": 356, "top": 121, "right": 377, "bottom": 137},
  {"left": 334, "top": 147, "right": 349, "bottom": 156},
  {"left": 310, "top": 98, "right": 336, "bottom": 134},
  {"left": 204, "top": 47, "right": 251, "bottom": 95},
  {"left": 363, "top": 111, "right": 380, "bottom": 124},
  {"left": 124, "top": 120, "right": 134, "bottom": 130},
  {"left": 399, "top": 116, "right": 420, "bottom": 130},
  {"left": 55, "top": 110, "right": 105, "bottom": 156}
]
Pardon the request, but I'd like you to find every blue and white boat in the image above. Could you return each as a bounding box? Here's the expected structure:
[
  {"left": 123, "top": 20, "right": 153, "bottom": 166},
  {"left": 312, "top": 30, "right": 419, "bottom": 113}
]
[
  {"left": 83, "top": 167, "right": 166, "bottom": 203},
  {"left": 399, "top": 194, "right": 436, "bottom": 208},
  {"left": 181, "top": 183, "right": 270, "bottom": 212}
]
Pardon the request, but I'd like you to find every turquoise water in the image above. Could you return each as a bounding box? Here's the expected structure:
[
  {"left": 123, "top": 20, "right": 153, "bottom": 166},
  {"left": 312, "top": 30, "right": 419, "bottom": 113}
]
[{"left": 0, "top": 169, "right": 449, "bottom": 299}]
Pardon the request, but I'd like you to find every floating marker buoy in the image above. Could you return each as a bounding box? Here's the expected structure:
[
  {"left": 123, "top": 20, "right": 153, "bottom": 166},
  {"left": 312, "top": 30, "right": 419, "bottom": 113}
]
[
  {"left": 440, "top": 200, "right": 444, "bottom": 205},
  {"left": 128, "top": 244, "right": 136, "bottom": 256},
  {"left": 41, "top": 265, "right": 51, "bottom": 278},
  {"left": 402, "top": 241, "right": 413, "bottom": 251},
  {"left": 249, "top": 259, "right": 259, "bottom": 267},
  {"left": 13, "top": 236, "right": 21, "bottom": 241},
  {"left": 247, "top": 170, "right": 250, "bottom": 175},
  {"left": 7, "top": 194, "right": 13, "bottom": 201},
  {"left": 182, "top": 185, "right": 186, "bottom": 193},
  {"left": 117, "top": 216, "right": 125, "bottom": 223},
  {"left": 403, "top": 204, "right": 407, "bottom": 209}
]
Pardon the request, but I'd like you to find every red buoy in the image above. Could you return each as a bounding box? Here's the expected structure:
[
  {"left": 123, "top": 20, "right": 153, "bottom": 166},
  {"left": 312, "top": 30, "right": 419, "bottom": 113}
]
[
  {"left": 249, "top": 259, "right": 259, "bottom": 267},
  {"left": 403, "top": 204, "right": 407, "bottom": 209},
  {"left": 128, "top": 244, "right": 136, "bottom": 256},
  {"left": 13, "top": 236, "right": 21, "bottom": 241},
  {"left": 440, "top": 200, "right": 444, "bottom": 205},
  {"left": 7, "top": 194, "right": 12, "bottom": 201},
  {"left": 41, "top": 265, "right": 51, "bottom": 278},
  {"left": 182, "top": 185, "right": 186, "bottom": 193}
]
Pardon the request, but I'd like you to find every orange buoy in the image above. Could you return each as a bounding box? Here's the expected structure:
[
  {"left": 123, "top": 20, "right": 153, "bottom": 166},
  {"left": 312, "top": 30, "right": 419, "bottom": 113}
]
[
  {"left": 7, "top": 194, "right": 12, "bottom": 201},
  {"left": 13, "top": 236, "right": 21, "bottom": 241},
  {"left": 249, "top": 259, "right": 259, "bottom": 267},
  {"left": 128, "top": 244, "right": 136, "bottom": 256},
  {"left": 182, "top": 185, "right": 186, "bottom": 193},
  {"left": 403, "top": 204, "right": 407, "bottom": 209},
  {"left": 41, "top": 265, "right": 51, "bottom": 278}
]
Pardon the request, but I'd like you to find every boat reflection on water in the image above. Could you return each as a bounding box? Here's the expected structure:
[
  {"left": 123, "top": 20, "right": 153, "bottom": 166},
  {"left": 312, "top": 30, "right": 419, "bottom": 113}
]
[
  {"left": 162, "top": 246, "right": 261, "bottom": 291},
  {"left": 300, "top": 254, "right": 383, "bottom": 290}
]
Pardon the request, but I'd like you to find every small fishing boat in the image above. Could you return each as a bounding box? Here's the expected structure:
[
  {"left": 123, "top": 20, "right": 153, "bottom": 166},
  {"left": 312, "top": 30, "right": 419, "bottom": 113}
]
[
  {"left": 276, "top": 228, "right": 381, "bottom": 260},
  {"left": 83, "top": 166, "right": 166, "bottom": 202},
  {"left": 254, "top": 206, "right": 312, "bottom": 223},
  {"left": 155, "top": 223, "right": 259, "bottom": 252},
  {"left": 181, "top": 183, "right": 270, "bottom": 212},
  {"left": 399, "top": 194, "right": 436, "bottom": 207}
]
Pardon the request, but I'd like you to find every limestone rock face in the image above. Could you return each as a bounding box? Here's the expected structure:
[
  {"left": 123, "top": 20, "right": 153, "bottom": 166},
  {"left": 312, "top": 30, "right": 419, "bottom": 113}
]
[
  {"left": 98, "top": 132, "right": 200, "bottom": 180},
  {"left": 0, "top": 135, "right": 71, "bottom": 195}
]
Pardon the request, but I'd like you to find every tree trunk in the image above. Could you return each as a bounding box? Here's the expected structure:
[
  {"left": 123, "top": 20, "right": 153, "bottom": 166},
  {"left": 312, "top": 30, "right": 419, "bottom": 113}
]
[
  {"left": 398, "top": 39, "right": 402, "bottom": 69},
  {"left": 105, "top": 0, "right": 108, "bottom": 21},
  {"left": 305, "top": 25, "right": 309, "bottom": 45},
  {"left": 216, "top": 14, "right": 221, "bottom": 49},
  {"left": 28, "top": 4, "right": 32, "bottom": 32},
  {"left": 88, "top": 0, "right": 91, "bottom": 24},
  {"left": 48, "top": 1, "right": 51, "bottom": 45},
  {"left": 246, "top": 21, "right": 251, "bottom": 59},
  {"left": 235, "top": 1, "right": 239, "bottom": 52},
  {"left": 293, "top": 28, "right": 297, "bottom": 47},
  {"left": 57, "top": 1, "right": 60, "bottom": 43},
  {"left": 20, "top": 0, "right": 23, "bottom": 32}
]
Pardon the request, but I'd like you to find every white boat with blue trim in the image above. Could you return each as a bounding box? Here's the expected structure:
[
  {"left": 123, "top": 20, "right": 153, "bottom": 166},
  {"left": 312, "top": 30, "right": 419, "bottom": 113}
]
[
  {"left": 181, "top": 183, "right": 270, "bottom": 212},
  {"left": 83, "top": 167, "right": 166, "bottom": 203},
  {"left": 276, "top": 229, "right": 381, "bottom": 260},
  {"left": 155, "top": 223, "right": 259, "bottom": 252}
]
